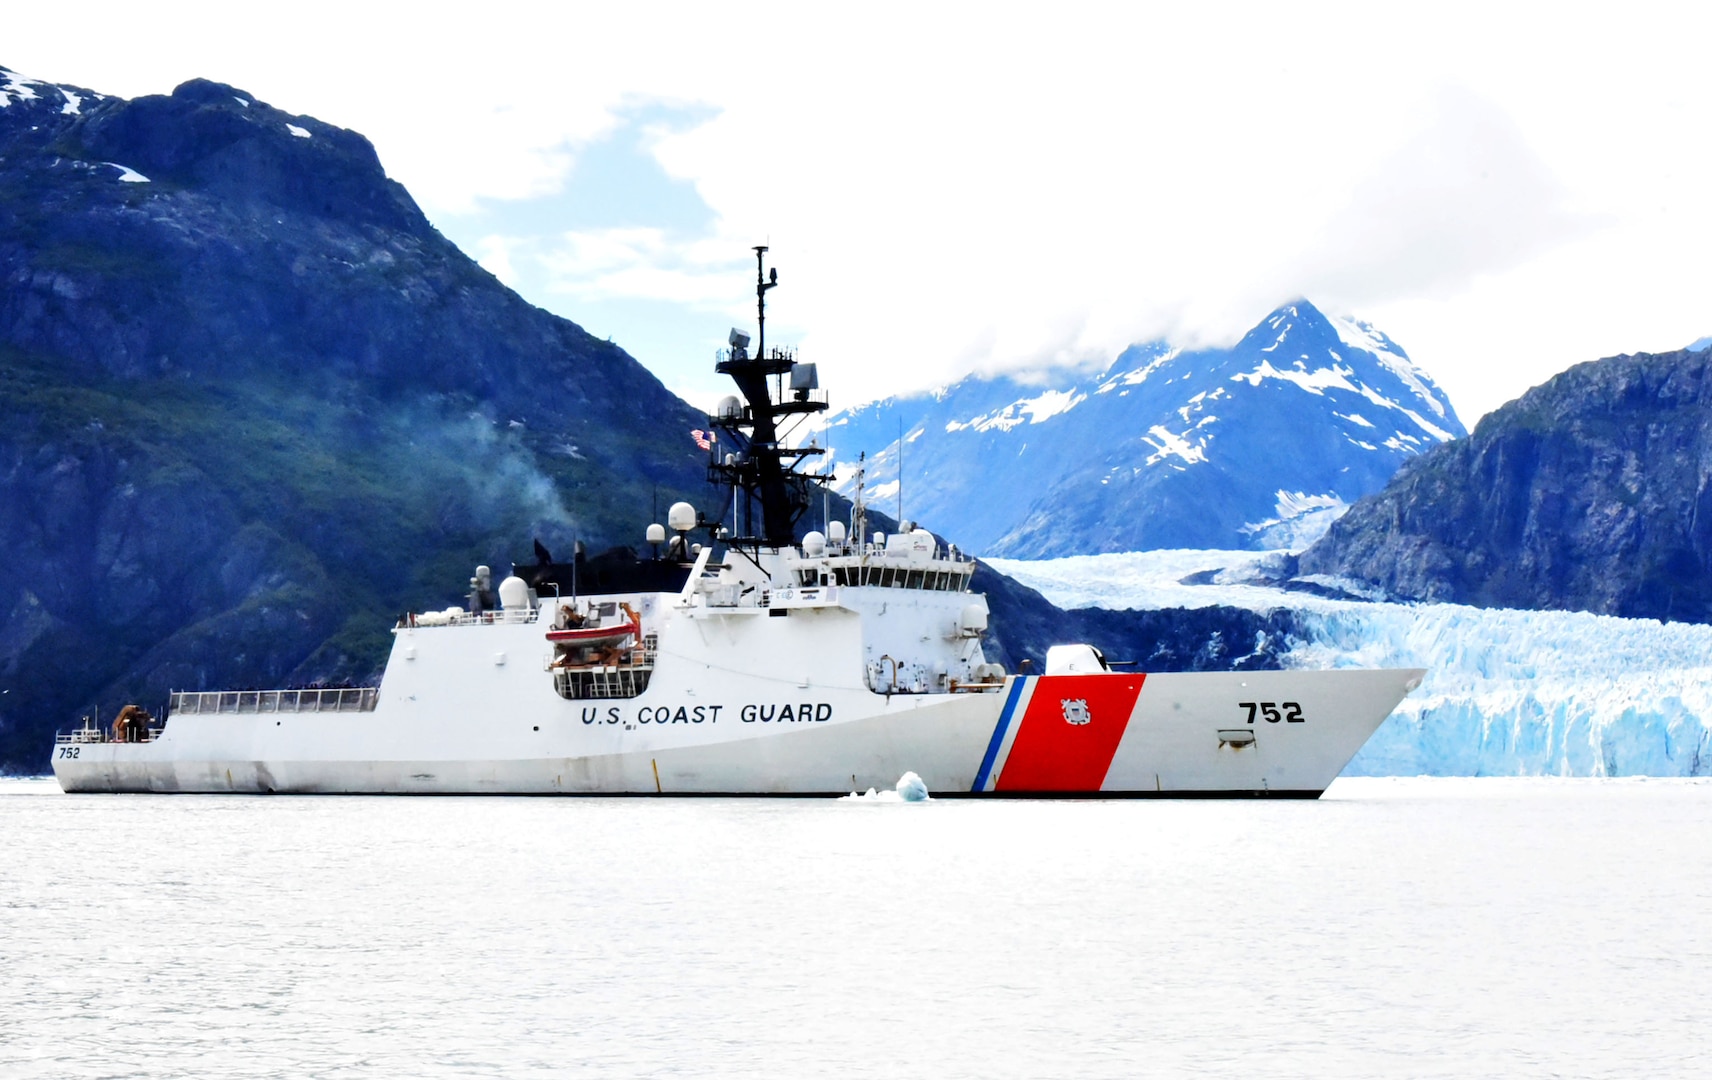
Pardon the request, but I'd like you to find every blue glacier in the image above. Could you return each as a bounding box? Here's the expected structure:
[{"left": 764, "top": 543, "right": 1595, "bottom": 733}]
[{"left": 990, "top": 550, "right": 1712, "bottom": 777}]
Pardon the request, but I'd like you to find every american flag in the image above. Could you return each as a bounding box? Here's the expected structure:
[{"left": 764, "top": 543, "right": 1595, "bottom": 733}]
[{"left": 691, "top": 429, "right": 714, "bottom": 451}]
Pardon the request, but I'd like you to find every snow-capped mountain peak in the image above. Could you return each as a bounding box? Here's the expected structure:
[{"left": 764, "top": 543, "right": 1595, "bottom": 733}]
[{"left": 823, "top": 299, "right": 1465, "bottom": 557}]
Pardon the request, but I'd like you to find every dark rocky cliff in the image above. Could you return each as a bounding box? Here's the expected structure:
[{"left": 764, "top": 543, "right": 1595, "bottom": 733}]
[
  {"left": 1299, "top": 347, "right": 1712, "bottom": 623},
  {"left": 0, "top": 68, "right": 712, "bottom": 770}
]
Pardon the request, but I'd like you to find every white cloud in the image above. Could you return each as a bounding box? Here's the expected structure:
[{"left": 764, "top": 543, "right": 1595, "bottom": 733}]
[
  {"left": 530, "top": 228, "right": 738, "bottom": 306},
  {"left": 6, "top": 2, "right": 1711, "bottom": 420},
  {"left": 1281, "top": 87, "right": 1602, "bottom": 307}
]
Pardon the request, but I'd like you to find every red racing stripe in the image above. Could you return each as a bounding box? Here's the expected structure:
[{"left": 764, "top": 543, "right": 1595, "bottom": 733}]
[{"left": 993, "top": 674, "right": 1146, "bottom": 793}]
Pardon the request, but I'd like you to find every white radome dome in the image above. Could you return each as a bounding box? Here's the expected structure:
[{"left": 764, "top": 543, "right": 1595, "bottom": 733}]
[
  {"left": 667, "top": 501, "right": 698, "bottom": 532},
  {"left": 497, "top": 575, "right": 531, "bottom": 610}
]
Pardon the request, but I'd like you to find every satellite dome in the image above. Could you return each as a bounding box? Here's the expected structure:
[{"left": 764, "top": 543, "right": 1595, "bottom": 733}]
[
  {"left": 645, "top": 523, "right": 667, "bottom": 544},
  {"left": 827, "top": 520, "right": 847, "bottom": 543},
  {"left": 497, "top": 575, "right": 531, "bottom": 611},
  {"left": 801, "top": 531, "right": 826, "bottom": 557},
  {"left": 667, "top": 501, "right": 698, "bottom": 532},
  {"left": 716, "top": 395, "right": 743, "bottom": 420}
]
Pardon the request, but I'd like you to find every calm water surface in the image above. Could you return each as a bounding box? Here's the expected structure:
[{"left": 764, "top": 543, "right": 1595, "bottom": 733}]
[{"left": 2, "top": 777, "right": 1708, "bottom": 1078}]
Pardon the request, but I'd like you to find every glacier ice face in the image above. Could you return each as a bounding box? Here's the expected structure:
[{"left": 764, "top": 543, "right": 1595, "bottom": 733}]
[
  {"left": 991, "top": 551, "right": 1712, "bottom": 777},
  {"left": 1294, "top": 604, "right": 1712, "bottom": 777}
]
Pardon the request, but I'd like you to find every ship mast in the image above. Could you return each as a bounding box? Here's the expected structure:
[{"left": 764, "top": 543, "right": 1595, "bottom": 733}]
[{"left": 706, "top": 247, "right": 833, "bottom": 550}]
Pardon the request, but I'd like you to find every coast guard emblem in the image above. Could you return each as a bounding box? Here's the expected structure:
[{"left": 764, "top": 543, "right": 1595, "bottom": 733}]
[{"left": 1061, "top": 699, "right": 1091, "bottom": 725}]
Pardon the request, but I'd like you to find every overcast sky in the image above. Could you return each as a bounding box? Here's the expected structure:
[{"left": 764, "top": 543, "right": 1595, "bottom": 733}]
[{"left": 8, "top": 2, "right": 1709, "bottom": 421}]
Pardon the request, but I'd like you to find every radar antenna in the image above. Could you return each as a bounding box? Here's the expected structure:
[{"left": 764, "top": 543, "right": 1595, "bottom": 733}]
[{"left": 705, "top": 247, "right": 833, "bottom": 549}]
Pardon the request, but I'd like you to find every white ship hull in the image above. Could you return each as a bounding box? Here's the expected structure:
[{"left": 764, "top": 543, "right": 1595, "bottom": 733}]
[{"left": 52, "top": 598, "right": 1420, "bottom": 796}]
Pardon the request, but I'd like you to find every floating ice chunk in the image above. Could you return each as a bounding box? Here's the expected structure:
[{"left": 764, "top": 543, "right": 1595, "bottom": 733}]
[
  {"left": 843, "top": 771, "right": 931, "bottom": 801},
  {"left": 287, "top": 123, "right": 312, "bottom": 138},
  {"left": 895, "top": 771, "right": 929, "bottom": 801}
]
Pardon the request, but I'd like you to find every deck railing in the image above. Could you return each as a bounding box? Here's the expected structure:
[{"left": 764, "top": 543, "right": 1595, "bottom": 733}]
[
  {"left": 169, "top": 688, "right": 379, "bottom": 715},
  {"left": 402, "top": 608, "right": 540, "bottom": 629},
  {"left": 57, "top": 726, "right": 165, "bottom": 744}
]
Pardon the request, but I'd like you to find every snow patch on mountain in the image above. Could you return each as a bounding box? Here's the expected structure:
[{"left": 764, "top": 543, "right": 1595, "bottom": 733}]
[
  {"left": 1142, "top": 424, "right": 1208, "bottom": 467},
  {"left": 1, "top": 67, "right": 106, "bottom": 115},
  {"left": 1230, "top": 357, "right": 1357, "bottom": 395},
  {"left": 105, "top": 162, "right": 151, "bottom": 183},
  {"left": 1327, "top": 312, "right": 1449, "bottom": 419},
  {"left": 1383, "top": 401, "right": 1454, "bottom": 442},
  {"left": 988, "top": 549, "right": 1712, "bottom": 777},
  {"left": 0, "top": 69, "right": 41, "bottom": 107},
  {"left": 945, "top": 388, "right": 1086, "bottom": 433},
  {"left": 1097, "top": 346, "right": 1179, "bottom": 392}
]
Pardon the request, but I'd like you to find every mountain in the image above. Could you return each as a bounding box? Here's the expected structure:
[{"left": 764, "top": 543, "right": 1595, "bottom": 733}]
[
  {"left": 0, "top": 66, "right": 714, "bottom": 770},
  {"left": 1299, "top": 347, "right": 1712, "bottom": 624},
  {"left": 822, "top": 301, "right": 1464, "bottom": 557}
]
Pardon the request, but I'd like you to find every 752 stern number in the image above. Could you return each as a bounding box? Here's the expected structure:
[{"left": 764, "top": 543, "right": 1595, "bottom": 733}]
[{"left": 1240, "top": 701, "right": 1304, "bottom": 724}]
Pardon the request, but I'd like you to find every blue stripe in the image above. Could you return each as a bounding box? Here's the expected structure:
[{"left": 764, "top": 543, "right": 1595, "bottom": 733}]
[{"left": 972, "top": 677, "right": 1029, "bottom": 792}]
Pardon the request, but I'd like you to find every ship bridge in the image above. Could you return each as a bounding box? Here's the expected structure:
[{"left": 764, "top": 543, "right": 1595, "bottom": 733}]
[{"left": 784, "top": 527, "right": 975, "bottom": 593}]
